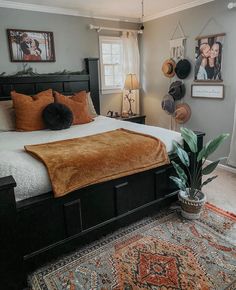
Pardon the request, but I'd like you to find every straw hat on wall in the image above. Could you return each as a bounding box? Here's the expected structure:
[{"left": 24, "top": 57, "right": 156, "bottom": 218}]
[
  {"left": 174, "top": 103, "right": 191, "bottom": 124},
  {"left": 162, "top": 59, "right": 176, "bottom": 78}
]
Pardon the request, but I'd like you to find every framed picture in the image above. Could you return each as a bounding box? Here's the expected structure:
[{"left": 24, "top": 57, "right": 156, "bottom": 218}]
[
  {"left": 194, "top": 33, "right": 225, "bottom": 82},
  {"left": 7, "top": 29, "right": 55, "bottom": 62},
  {"left": 191, "top": 84, "right": 224, "bottom": 99}
]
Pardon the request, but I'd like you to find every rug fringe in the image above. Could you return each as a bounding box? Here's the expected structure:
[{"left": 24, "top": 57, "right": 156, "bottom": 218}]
[{"left": 205, "top": 202, "right": 236, "bottom": 221}]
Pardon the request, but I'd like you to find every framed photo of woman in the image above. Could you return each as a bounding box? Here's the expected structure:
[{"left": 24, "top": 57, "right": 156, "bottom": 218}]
[
  {"left": 194, "top": 33, "right": 225, "bottom": 82},
  {"left": 7, "top": 29, "right": 55, "bottom": 62}
]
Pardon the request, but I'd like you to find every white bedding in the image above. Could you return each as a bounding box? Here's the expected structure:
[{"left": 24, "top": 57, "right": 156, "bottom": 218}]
[{"left": 0, "top": 116, "right": 182, "bottom": 201}]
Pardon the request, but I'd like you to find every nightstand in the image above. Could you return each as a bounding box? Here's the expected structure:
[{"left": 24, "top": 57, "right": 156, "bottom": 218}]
[{"left": 117, "top": 114, "right": 146, "bottom": 124}]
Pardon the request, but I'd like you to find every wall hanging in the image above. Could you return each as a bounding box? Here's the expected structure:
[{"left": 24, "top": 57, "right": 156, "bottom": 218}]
[
  {"left": 169, "top": 22, "right": 186, "bottom": 60},
  {"left": 195, "top": 33, "right": 225, "bottom": 82},
  {"left": 7, "top": 29, "right": 55, "bottom": 62},
  {"left": 191, "top": 84, "right": 224, "bottom": 99},
  {"left": 194, "top": 17, "right": 225, "bottom": 82},
  {"left": 161, "top": 22, "right": 192, "bottom": 131}
]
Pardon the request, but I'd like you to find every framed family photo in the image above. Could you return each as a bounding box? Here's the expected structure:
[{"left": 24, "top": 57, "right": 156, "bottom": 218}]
[
  {"left": 194, "top": 33, "right": 225, "bottom": 82},
  {"left": 7, "top": 29, "right": 55, "bottom": 62}
]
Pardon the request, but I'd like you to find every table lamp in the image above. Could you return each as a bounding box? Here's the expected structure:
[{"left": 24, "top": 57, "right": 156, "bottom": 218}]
[{"left": 124, "top": 73, "right": 139, "bottom": 116}]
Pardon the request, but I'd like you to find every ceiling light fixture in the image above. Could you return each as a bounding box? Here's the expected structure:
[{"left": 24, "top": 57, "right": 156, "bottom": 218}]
[
  {"left": 140, "top": 0, "right": 144, "bottom": 31},
  {"left": 228, "top": 2, "right": 236, "bottom": 9}
]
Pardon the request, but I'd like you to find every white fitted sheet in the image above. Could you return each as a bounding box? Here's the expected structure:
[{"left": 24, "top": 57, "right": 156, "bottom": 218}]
[{"left": 0, "top": 116, "right": 182, "bottom": 201}]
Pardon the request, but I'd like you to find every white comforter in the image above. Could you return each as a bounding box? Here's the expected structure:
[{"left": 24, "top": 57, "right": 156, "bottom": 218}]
[{"left": 0, "top": 116, "right": 182, "bottom": 201}]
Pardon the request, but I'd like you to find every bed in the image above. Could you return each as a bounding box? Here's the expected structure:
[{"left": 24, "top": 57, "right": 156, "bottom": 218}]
[{"left": 0, "top": 58, "right": 205, "bottom": 289}]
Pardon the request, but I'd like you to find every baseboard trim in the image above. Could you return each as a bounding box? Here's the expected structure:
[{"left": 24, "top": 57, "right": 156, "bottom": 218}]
[{"left": 205, "top": 160, "right": 236, "bottom": 174}]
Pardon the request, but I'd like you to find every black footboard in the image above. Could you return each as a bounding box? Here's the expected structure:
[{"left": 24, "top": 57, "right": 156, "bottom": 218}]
[{"left": 0, "top": 132, "right": 205, "bottom": 290}]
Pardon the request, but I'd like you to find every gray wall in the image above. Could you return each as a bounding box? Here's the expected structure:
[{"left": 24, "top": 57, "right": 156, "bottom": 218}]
[
  {"left": 0, "top": 7, "right": 138, "bottom": 115},
  {"left": 1, "top": 3, "right": 235, "bottom": 161},
  {"left": 141, "top": 0, "right": 236, "bottom": 162}
]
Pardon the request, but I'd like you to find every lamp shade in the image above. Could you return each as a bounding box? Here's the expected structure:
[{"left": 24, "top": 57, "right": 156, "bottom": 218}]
[{"left": 124, "top": 74, "right": 139, "bottom": 90}]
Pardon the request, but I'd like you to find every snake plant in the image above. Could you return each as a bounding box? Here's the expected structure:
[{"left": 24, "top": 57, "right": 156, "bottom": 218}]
[{"left": 170, "top": 128, "right": 229, "bottom": 200}]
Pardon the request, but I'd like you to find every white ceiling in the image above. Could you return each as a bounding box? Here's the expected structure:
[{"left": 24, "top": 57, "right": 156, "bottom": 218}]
[{"left": 0, "top": 0, "right": 215, "bottom": 22}]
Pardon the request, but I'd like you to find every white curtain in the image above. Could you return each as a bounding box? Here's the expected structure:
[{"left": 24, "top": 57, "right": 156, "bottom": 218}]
[
  {"left": 121, "top": 32, "right": 140, "bottom": 114},
  {"left": 228, "top": 101, "right": 236, "bottom": 167}
]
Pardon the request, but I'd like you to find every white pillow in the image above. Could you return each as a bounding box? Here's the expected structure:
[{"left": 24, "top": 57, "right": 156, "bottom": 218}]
[
  {"left": 86, "top": 92, "right": 98, "bottom": 117},
  {"left": 0, "top": 100, "right": 15, "bottom": 131}
]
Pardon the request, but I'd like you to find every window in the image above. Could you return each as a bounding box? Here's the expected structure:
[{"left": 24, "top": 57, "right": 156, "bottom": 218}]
[{"left": 99, "top": 36, "right": 123, "bottom": 94}]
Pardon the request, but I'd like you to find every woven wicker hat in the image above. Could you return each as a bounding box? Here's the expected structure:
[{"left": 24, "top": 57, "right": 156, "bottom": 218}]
[
  {"left": 161, "top": 94, "right": 175, "bottom": 115},
  {"left": 174, "top": 103, "right": 191, "bottom": 124},
  {"left": 162, "top": 59, "right": 176, "bottom": 78}
]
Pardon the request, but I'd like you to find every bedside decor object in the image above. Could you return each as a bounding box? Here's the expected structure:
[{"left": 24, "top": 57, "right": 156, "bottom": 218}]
[
  {"left": 7, "top": 29, "right": 55, "bottom": 62},
  {"left": 175, "top": 59, "right": 191, "bottom": 79},
  {"left": 162, "top": 59, "right": 176, "bottom": 78},
  {"left": 191, "top": 84, "right": 224, "bottom": 99},
  {"left": 124, "top": 73, "right": 140, "bottom": 116},
  {"left": 168, "top": 81, "right": 186, "bottom": 100},
  {"left": 170, "top": 128, "right": 229, "bottom": 219},
  {"left": 174, "top": 103, "right": 191, "bottom": 124},
  {"left": 195, "top": 33, "right": 225, "bottom": 81},
  {"left": 42, "top": 103, "right": 73, "bottom": 130},
  {"left": 121, "top": 111, "right": 129, "bottom": 118},
  {"left": 107, "top": 111, "right": 120, "bottom": 118},
  {"left": 107, "top": 110, "right": 114, "bottom": 117}
]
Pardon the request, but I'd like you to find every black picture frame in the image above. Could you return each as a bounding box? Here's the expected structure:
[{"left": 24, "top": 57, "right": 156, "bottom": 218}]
[{"left": 7, "top": 28, "right": 56, "bottom": 62}]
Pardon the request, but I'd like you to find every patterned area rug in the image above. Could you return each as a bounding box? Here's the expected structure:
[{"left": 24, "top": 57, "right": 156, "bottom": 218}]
[{"left": 29, "top": 203, "right": 236, "bottom": 290}]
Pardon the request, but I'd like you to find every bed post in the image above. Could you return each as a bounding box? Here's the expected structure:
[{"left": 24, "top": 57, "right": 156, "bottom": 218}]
[
  {"left": 85, "top": 58, "right": 100, "bottom": 114},
  {"left": 0, "top": 176, "right": 25, "bottom": 290},
  {"left": 184, "top": 131, "right": 205, "bottom": 189}
]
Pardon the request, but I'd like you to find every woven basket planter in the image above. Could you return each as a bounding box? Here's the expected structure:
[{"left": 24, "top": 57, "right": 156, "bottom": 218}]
[{"left": 178, "top": 189, "right": 206, "bottom": 220}]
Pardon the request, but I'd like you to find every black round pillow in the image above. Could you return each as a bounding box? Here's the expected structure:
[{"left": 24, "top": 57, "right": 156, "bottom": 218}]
[{"left": 43, "top": 103, "right": 73, "bottom": 130}]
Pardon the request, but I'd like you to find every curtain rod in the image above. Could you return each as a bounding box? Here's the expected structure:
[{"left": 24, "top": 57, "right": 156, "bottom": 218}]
[{"left": 89, "top": 24, "right": 143, "bottom": 34}]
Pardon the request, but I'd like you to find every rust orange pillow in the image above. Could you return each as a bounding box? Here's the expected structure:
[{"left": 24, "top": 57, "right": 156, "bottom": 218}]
[
  {"left": 54, "top": 91, "right": 93, "bottom": 125},
  {"left": 11, "top": 89, "right": 54, "bottom": 131}
]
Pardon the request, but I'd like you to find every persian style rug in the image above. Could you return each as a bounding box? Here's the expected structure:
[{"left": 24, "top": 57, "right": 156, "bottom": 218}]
[{"left": 29, "top": 203, "right": 236, "bottom": 290}]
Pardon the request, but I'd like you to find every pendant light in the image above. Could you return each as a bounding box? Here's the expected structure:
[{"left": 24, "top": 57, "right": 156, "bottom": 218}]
[{"left": 140, "top": 0, "right": 144, "bottom": 31}]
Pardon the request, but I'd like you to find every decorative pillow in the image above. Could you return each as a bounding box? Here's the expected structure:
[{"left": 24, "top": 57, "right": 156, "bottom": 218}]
[
  {"left": 74, "top": 91, "right": 97, "bottom": 117},
  {"left": 0, "top": 100, "right": 15, "bottom": 131},
  {"left": 11, "top": 89, "right": 54, "bottom": 131},
  {"left": 54, "top": 91, "right": 93, "bottom": 125},
  {"left": 42, "top": 103, "right": 73, "bottom": 130},
  {"left": 87, "top": 92, "right": 98, "bottom": 117}
]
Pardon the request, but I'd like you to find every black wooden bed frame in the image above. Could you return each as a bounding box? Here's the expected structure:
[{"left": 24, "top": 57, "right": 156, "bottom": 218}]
[{"left": 0, "top": 58, "right": 205, "bottom": 290}]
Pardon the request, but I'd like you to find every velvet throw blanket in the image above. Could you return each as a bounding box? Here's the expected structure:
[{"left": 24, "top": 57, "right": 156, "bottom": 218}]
[{"left": 25, "top": 129, "right": 170, "bottom": 198}]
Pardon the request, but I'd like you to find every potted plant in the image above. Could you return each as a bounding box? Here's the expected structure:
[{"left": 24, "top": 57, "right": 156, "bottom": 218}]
[{"left": 170, "top": 128, "right": 229, "bottom": 219}]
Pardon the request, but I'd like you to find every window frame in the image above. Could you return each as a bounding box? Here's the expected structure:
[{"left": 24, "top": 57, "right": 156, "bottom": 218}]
[{"left": 99, "top": 36, "right": 123, "bottom": 95}]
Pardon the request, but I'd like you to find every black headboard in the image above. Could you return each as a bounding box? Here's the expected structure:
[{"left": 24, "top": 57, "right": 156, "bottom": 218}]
[{"left": 0, "top": 58, "right": 100, "bottom": 114}]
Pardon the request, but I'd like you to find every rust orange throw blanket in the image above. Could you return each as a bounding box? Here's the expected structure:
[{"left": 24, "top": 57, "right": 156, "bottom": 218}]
[{"left": 25, "top": 129, "right": 169, "bottom": 198}]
